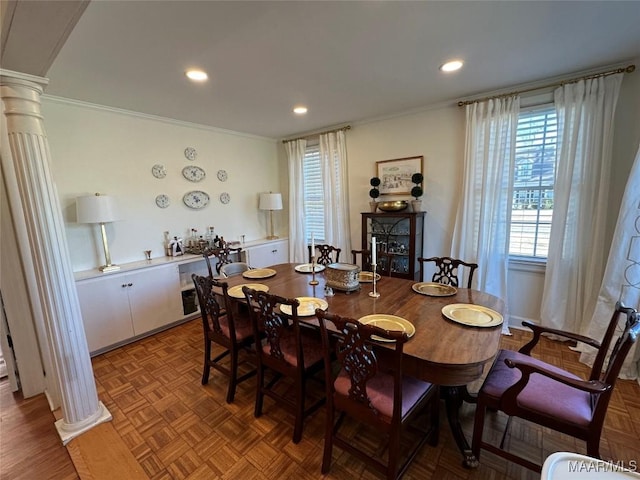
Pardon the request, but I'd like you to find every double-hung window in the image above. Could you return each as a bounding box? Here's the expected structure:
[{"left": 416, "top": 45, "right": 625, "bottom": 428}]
[
  {"left": 509, "top": 105, "right": 558, "bottom": 259},
  {"left": 302, "top": 144, "right": 325, "bottom": 243}
]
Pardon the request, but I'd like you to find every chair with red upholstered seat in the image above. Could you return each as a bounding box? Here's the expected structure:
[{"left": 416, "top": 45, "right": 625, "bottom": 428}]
[
  {"left": 191, "top": 274, "right": 256, "bottom": 403},
  {"left": 242, "top": 287, "right": 326, "bottom": 444},
  {"left": 316, "top": 310, "right": 439, "bottom": 479},
  {"left": 471, "top": 301, "right": 640, "bottom": 472}
]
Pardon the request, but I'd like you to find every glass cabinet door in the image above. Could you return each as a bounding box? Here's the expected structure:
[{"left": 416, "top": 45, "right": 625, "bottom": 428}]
[{"left": 361, "top": 212, "right": 425, "bottom": 281}]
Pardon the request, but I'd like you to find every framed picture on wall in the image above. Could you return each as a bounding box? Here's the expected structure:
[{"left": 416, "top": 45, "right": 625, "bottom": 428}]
[{"left": 376, "top": 156, "right": 423, "bottom": 195}]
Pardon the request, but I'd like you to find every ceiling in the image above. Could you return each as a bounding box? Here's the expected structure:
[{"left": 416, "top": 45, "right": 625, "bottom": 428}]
[{"left": 3, "top": 1, "right": 640, "bottom": 139}]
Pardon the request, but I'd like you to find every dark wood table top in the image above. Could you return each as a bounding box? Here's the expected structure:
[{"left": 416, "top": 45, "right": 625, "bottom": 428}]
[{"left": 223, "top": 262, "right": 504, "bottom": 386}]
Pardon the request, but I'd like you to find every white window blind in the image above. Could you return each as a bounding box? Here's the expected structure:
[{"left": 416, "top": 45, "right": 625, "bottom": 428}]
[
  {"left": 303, "top": 145, "right": 325, "bottom": 243},
  {"left": 509, "top": 105, "right": 557, "bottom": 258}
]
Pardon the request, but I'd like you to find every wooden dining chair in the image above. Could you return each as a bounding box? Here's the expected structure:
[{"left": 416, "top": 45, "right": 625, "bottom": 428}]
[
  {"left": 351, "top": 249, "right": 371, "bottom": 269},
  {"left": 308, "top": 244, "right": 341, "bottom": 265},
  {"left": 316, "top": 310, "right": 439, "bottom": 480},
  {"left": 191, "top": 274, "right": 256, "bottom": 403},
  {"left": 203, "top": 246, "right": 244, "bottom": 276},
  {"left": 471, "top": 302, "right": 640, "bottom": 472},
  {"left": 417, "top": 256, "right": 478, "bottom": 287},
  {"left": 242, "top": 287, "right": 326, "bottom": 444}
]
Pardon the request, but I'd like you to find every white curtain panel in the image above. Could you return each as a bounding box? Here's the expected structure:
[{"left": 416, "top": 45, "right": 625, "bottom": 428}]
[
  {"left": 286, "top": 138, "right": 307, "bottom": 263},
  {"left": 578, "top": 144, "right": 640, "bottom": 380},
  {"left": 452, "top": 96, "right": 520, "bottom": 332},
  {"left": 541, "top": 74, "right": 623, "bottom": 333},
  {"left": 319, "top": 130, "right": 351, "bottom": 256}
]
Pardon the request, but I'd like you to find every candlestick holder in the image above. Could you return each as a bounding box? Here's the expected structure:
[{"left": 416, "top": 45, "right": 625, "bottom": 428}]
[
  {"left": 309, "top": 255, "right": 319, "bottom": 286},
  {"left": 368, "top": 263, "right": 380, "bottom": 298}
]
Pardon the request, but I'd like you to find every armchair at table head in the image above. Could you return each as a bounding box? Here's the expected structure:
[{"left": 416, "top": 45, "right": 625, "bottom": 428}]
[
  {"left": 241, "top": 286, "right": 325, "bottom": 444},
  {"left": 191, "top": 274, "right": 256, "bottom": 403},
  {"left": 316, "top": 309, "right": 439, "bottom": 479},
  {"left": 471, "top": 301, "right": 640, "bottom": 472},
  {"left": 203, "top": 246, "right": 244, "bottom": 276},
  {"left": 308, "top": 244, "right": 341, "bottom": 265},
  {"left": 417, "top": 256, "right": 478, "bottom": 288}
]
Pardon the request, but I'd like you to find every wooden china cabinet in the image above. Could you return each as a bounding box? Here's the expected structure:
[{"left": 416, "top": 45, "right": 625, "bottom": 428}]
[{"left": 361, "top": 211, "right": 425, "bottom": 281}]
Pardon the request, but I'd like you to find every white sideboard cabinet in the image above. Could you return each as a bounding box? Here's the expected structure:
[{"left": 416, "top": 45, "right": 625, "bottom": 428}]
[
  {"left": 76, "top": 263, "right": 182, "bottom": 354},
  {"left": 245, "top": 239, "right": 288, "bottom": 268}
]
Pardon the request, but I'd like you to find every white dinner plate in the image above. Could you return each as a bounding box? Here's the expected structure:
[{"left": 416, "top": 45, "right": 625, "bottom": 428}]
[
  {"left": 227, "top": 283, "right": 269, "bottom": 299},
  {"left": 358, "top": 271, "right": 381, "bottom": 283},
  {"left": 242, "top": 268, "right": 277, "bottom": 279},
  {"left": 412, "top": 282, "right": 457, "bottom": 297},
  {"left": 441, "top": 303, "right": 503, "bottom": 327},
  {"left": 280, "top": 297, "right": 329, "bottom": 316},
  {"left": 294, "top": 263, "right": 326, "bottom": 273},
  {"left": 358, "top": 314, "right": 416, "bottom": 342}
]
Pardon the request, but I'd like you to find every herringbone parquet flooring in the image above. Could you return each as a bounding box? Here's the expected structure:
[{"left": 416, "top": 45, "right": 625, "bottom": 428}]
[{"left": 89, "top": 319, "right": 640, "bottom": 479}]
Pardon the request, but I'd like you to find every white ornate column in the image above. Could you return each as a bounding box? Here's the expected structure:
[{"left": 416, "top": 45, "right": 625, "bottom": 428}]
[{"left": 1, "top": 69, "right": 111, "bottom": 444}]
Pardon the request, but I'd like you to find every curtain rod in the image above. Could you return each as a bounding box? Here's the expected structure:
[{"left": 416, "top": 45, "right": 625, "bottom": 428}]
[
  {"left": 282, "top": 125, "right": 351, "bottom": 144},
  {"left": 457, "top": 64, "right": 635, "bottom": 107}
]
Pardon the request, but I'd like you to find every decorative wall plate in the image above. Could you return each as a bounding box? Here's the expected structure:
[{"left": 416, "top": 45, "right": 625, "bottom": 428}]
[
  {"left": 155, "top": 194, "right": 170, "bottom": 208},
  {"left": 151, "top": 164, "right": 167, "bottom": 179},
  {"left": 217, "top": 169, "right": 228, "bottom": 182},
  {"left": 182, "top": 165, "right": 206, "bottom": 182},
  {"left": 183, "top": 190, "right": 210, "bottom": 209},
  {"left": 219, "top": 192, "right": 230, "bottom": 204},
  {"left": 184, "top": 147, "right": 197, "bottom": 161}
]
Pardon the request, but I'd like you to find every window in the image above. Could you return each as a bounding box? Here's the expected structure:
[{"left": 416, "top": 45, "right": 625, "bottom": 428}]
[
  {"left": 509, "top": 105, "right": 557, "bottom": 258},
  {"left": 302, "top": 144, "right": 325, "bottom": 243}
]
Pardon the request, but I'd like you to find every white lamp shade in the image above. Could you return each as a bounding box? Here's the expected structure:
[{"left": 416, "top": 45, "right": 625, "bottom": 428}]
[
  {"left": 76, "top": 194, "right": 120, "bottom": 223},
  {"left": 259, "top": 192, "right": 283, "bottom": 211}
]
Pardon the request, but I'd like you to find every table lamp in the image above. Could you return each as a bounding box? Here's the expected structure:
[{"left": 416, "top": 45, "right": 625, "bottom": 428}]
[
  {"left": 259, "top": 192, "right": 283, "bottom": 240},
  {"left": 76, "top": 193, "right": 121, "bottom": 272}
]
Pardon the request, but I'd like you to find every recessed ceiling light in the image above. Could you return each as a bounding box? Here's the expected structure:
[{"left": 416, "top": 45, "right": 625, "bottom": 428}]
[
  {"left": 293, "top": 106, "right": 308, "bottom": 115},
  {"left": 185, "top": 69, "right": 208, "bottom": 81},
  {"left": 440, "top": 60, "right": 463, "bottom": 73}
]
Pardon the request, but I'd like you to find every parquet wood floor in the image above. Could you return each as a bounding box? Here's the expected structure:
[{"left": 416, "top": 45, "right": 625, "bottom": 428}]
[{"left": 2, "top": 319, "right": 640, "bottom": 479}]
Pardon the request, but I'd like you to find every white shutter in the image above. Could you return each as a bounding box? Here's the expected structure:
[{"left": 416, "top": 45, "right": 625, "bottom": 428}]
[{"left": 303, "top": 146, "right": 325, "bottom": 242}]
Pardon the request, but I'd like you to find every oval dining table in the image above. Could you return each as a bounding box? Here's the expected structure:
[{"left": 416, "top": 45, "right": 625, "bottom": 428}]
[{"left": 221, "top": 262, "right": 505, "bottom": 468}]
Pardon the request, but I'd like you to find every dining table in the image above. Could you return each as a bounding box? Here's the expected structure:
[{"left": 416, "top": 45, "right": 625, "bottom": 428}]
[{"left": 221, "top": 262, "right": 504, "bottom": 468}]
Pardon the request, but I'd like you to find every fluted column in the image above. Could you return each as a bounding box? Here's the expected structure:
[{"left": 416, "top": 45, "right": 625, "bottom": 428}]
[{"left": 1, "top": 69, "right": 111, "bottom": 444}]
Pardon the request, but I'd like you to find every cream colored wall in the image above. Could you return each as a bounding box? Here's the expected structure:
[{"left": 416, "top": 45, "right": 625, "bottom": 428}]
[{"left": 42, "top": 98, "right": 282, "bottom": 272}]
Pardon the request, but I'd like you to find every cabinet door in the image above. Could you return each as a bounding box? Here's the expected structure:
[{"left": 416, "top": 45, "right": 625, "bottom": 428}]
[
  {"left": 247, "top": 240, "right": 289, "bottom": 268},
  {"left": 76, "top": 275, "right": 135, "bottom": 353},
  {"left": 129, "top": 264, "right": 182, "bottom": 335}
]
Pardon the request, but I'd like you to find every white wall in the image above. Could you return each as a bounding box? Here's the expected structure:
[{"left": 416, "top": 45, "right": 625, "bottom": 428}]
[{"left": 42, "top": 98, "right": 282, "bottom": 272}]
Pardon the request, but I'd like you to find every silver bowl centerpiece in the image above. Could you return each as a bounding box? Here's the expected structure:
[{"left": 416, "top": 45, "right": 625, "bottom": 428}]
[{"left": 377, "top": 200, "right": 408, "bottom": 212}]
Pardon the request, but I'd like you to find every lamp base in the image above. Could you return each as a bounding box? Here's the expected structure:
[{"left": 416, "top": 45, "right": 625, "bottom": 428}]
[
  {"left": 99, "top": 264, "right": 121, "bottom": 273},
  {"left": 266, "top": 235, "right": 279, "bottom": 240}
]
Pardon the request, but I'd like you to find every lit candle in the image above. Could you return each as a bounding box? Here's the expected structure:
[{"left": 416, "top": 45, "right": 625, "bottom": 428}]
[{"left": 371, "top": 236, "right": 376, "bottom": 265}]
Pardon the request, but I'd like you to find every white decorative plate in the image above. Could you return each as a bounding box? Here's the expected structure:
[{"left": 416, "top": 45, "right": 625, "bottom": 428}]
[
  {"left": 219, "top": 192, "right": 230, "bottom": 204},
  {"left": 217, "top": 169, "right": 228, "bottom": 182},
  {"left": 441, "top": 303, "right": 503, "bottom": 327},
  {"left": 294, "top": 263, "right": 325, "bottom": 273},
  {"left": 242, "top": 268, "right": 277, "bottom": 279},
  {"left": 412, "top": 282, "right": 457, "bottom": 297},
  {"left": 182, "top": 165, "right": 206, "bottom": 182},
  {"left": 358, "top": 271, "right": 381, "bottom": 283},
  {"left": 155, "top": 194, "right": 170, "bottom": 208},
  {"left": 184, "top": 146, "right": 197, "bottom": 161},
  {"left": 183, "top": 190, "right": 210, "bottom": 209},
  {"left": 358, "top": 314, "right": 415, "bottom": 342},
  {"left": 151, "top": 164, "right": 167, "bottom": 179},
  {"left": 280, "top": 297, "right": 329, "bottom": 317},
  {"left": 227, "top": 283, "right": 269, "bottom": 299}
]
